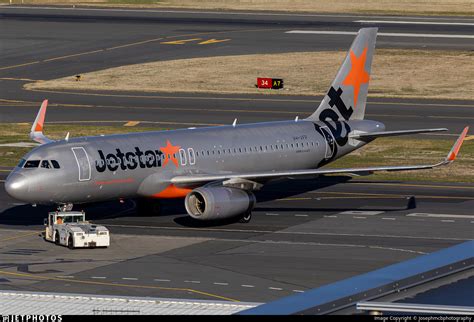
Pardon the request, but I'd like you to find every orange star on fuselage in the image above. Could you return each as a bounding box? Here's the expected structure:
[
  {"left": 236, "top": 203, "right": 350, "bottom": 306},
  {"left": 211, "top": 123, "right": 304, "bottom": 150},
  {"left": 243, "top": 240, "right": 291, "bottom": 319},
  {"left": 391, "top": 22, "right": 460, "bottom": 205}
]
[
  {"left": 160, "top": 140, "right": 181, "bottom": 168},
  {"left": 342, "top": 46, "right": 370, "bottom": 109}
]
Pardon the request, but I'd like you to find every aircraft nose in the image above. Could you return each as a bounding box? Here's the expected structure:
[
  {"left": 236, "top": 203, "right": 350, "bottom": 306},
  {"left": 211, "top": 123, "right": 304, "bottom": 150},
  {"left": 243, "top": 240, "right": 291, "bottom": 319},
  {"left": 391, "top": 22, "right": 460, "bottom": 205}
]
[{"left": 5, "top": 172, "right": 29, "bottom": 200}]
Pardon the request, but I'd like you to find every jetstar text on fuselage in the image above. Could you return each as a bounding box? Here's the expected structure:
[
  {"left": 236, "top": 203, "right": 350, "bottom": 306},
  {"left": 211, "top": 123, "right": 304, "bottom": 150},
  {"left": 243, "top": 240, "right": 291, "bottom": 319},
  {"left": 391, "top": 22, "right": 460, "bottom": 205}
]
[{"left": 95, "top": 147, "right": 166, "bottom": 172}]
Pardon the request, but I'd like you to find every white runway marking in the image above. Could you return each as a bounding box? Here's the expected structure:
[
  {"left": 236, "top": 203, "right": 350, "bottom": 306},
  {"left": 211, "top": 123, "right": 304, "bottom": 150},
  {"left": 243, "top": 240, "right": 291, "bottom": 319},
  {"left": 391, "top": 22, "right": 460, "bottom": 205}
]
[
  {"left": 91, "top": 276, "right": 107, "bottom": 279},
  {"left": 441, "top": 220, "right": 455, "bottom": 223},
  {"left": 353, "top": 216, "right": 367, "bottom": 219},
  {"left": 265, "top": 213, "right": 279, "bottom": 216},
  {"left": 216, "top": 238, "right": 426, "bottom": 254},
  {"left": 382, "top": 217, "right": 396, "bottom": 220},
  {"left": 213, "top": 282, "right": 229, "bottom": 286},
  {"left": 293, "top": 290, "right": 304, "bottom": 293},
  {"left": 355, "top": 20, "right": 474, "bottom": 26},
  {"left": 241, "top": 285, "right": 255, "bottom": 288},
  {"left": 407, "top": 213, "right": 474, "bottom": 219},
  {"left": 324, "top": 215, "right": 338, "bottom": 218},
  {"left": 154, "top": 279, "right": 170, "bottom": 282},
  {"left": 121, "top": 277, "right": 138, "bottom": 281},
  {"left": 269, "top": 287, "right": 283, "bottom": 291},
  {"left": 340, "top": 210, "right": 384, "bottom": 216},
  {"left": 369, "top": 246, "right": 426, "bottom": 255},
  {"left": 286, "top": 30, "right": 474, "bottom": 39},
  {"left": 184, "top": 280, "right": 201, "bottom": 284},
  {"left": 294, "top": 214, "right": 308, "bottom": 217}
]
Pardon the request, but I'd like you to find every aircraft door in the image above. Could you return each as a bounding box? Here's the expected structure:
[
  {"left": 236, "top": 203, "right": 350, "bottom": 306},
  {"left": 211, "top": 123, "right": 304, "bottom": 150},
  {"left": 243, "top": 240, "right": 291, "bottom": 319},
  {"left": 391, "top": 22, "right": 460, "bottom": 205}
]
[
  {"left": 188, "top": 148, "right": 195, "bottom": 165},
  {"left": 71, "top": 147, "right": 91, "bottom": 181},
  {"left": 179, "top": 149, "right": 187, "bottom": 166},
  {"left": 320, "top": 126, "right": 336, "bottom": 159}
]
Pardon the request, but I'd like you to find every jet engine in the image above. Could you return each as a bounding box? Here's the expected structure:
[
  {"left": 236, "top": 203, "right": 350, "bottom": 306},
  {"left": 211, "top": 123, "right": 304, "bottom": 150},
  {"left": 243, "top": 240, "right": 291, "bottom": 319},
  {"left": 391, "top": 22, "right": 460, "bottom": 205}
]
[{"left": 184, "top": 187, "right": 256, "bottom": 221}]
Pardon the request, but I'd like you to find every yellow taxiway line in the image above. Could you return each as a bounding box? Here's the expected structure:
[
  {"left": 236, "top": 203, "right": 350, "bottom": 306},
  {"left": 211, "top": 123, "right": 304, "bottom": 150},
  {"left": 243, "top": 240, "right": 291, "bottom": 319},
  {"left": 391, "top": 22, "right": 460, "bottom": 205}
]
[
  {"left": 0, "top": 231, "right": 39, "bottom": 243},
  {"left": 0, "top": 269, "right": 239, "bottom": 302},
  {"left": 0, "top": 28, "right": 283, "bottom": 71}
]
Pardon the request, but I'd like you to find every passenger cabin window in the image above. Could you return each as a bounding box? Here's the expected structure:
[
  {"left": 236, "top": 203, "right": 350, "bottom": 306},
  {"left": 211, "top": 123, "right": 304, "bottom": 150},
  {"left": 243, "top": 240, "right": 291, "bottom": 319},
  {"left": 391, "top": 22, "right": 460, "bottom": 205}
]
[{"left": 24, "top": 160, "right": 40, "bottom": 168}]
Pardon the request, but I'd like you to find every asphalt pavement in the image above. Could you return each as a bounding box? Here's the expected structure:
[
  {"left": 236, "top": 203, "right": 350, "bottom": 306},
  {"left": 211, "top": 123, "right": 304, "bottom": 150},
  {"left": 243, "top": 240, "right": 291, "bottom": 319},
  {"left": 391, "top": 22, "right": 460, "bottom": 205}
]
[{"left": 0, "top": 6, "right": 473, "bottom": 304}]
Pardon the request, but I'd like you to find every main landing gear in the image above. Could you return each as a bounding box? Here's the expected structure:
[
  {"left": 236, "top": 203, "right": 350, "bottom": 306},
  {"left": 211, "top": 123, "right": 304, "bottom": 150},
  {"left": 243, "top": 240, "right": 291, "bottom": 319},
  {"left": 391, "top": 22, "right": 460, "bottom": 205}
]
[{"left": 239, "top": 212, "right": 252, "bottom": 223}]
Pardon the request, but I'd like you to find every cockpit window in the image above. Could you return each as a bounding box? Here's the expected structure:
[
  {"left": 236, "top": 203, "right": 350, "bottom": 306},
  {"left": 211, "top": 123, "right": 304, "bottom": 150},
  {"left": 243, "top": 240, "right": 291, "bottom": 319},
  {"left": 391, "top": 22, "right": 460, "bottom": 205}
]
[
  {"left": 17, "top": 159, "right": 26, "bottom": 168},
  {"left": 51, "top": 160, "right": 60, "bottom": 169},
  {"left": 41, "top": 160, "right": 51, "bottom": 169},
  {"left": 24, "top": 160, "right": 40, "bottom": 168}
]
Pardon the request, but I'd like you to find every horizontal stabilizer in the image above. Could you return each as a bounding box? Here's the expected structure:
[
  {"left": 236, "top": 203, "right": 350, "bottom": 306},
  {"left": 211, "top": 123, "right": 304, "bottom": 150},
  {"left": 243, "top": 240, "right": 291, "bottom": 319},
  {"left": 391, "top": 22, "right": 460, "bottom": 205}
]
[{"left": 350, "top": 128, "right": 448, "bottom": 140}]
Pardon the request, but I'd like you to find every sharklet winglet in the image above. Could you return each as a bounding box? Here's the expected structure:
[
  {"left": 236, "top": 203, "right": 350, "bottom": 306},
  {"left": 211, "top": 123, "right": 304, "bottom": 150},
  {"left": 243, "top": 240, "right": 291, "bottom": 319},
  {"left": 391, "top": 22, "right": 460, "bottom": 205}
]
[{"left": 446, "top": 126, "right": 469, "bottom": 162}]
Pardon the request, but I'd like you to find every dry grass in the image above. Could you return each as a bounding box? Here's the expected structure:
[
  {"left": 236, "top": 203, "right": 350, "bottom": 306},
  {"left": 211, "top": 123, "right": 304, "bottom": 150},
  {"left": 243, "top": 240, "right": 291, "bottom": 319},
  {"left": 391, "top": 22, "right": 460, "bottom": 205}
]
[
  {"left": 7, "top": 0, "right": 474, "bottom": 16},
  {"left": 0, "top": 123, "right": 163, "bottom": 167},
  {"left": 331, "top": 137, "right": 474, "bottom": 183},
  {"left": 26, "top": 49, "right": 474, "bottom": 101}
]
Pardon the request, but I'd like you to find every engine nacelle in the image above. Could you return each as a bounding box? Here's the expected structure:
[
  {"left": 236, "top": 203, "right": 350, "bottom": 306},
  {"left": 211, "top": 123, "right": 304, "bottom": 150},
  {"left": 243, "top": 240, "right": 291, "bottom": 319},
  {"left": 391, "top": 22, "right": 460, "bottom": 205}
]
[{"left": 184, "top": 187, "right": 256, "bottom": 221}]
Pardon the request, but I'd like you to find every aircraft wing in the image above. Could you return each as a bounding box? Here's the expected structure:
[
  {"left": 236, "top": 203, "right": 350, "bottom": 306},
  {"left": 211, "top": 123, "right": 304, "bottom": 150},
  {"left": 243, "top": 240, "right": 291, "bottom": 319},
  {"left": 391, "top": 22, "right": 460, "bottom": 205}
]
[{"left": 171, "top": 126, "right": 468, "bottom": 187}]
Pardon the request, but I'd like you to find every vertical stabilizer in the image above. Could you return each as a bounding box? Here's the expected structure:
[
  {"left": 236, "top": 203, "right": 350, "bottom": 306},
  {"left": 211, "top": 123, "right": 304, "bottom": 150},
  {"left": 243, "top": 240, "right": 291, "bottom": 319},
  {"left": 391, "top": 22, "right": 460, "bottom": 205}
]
[{"left": 307, "top": 28, "right": 377, "bottom": 122}]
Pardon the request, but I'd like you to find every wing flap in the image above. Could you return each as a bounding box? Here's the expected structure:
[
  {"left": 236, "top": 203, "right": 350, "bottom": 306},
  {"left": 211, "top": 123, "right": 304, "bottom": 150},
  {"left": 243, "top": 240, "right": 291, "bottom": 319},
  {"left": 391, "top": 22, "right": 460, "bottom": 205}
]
[{"left": 350, "top": 128, "right": 447, "bottom": 140}]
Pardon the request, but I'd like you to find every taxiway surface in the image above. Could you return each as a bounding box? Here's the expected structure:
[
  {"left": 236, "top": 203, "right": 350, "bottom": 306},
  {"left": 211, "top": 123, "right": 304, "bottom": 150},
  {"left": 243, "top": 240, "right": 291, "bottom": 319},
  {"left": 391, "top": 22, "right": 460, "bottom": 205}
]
[{"left": 0, "top": 6, "right": 473, "bottom": 304}]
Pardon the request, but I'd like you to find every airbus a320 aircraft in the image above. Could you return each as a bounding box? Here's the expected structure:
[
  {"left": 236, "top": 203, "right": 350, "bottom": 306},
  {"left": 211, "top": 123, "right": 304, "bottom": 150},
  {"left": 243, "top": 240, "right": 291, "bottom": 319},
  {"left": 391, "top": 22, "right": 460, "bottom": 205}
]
[{"left": 5, "top": 28, "right": 469, "bottom": 223}]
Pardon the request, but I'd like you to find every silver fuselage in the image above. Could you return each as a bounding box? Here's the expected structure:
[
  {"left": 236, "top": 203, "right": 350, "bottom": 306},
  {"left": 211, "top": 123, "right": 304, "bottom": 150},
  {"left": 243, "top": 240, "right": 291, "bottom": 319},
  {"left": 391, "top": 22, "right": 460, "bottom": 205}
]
[{"left": 5, "top": 119, "right": 384, "bottom": 204}]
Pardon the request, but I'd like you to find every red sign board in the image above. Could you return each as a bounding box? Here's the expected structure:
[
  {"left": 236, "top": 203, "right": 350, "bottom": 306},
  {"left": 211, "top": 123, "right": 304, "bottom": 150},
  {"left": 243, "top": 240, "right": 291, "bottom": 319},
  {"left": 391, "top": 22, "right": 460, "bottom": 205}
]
[
  {"left": 257, "top": 78, "right": 284, "bottom": 89},
  {"left": 257, "top": 77, "right": 273, "bottom": 89}
]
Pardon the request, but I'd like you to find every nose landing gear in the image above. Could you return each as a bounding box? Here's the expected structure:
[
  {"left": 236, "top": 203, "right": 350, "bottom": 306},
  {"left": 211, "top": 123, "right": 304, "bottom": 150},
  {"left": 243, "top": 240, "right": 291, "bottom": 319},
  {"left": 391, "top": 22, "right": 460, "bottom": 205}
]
[{"left": 58, "top": 203, "right": 74, "bottom": 212}]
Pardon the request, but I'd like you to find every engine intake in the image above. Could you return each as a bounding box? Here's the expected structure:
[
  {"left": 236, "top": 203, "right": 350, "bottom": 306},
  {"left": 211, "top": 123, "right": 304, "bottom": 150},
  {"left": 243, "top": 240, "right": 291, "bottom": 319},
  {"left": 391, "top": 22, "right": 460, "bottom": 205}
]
[{"left": 185, "top": 187, "right": 256, "bottom": 221}]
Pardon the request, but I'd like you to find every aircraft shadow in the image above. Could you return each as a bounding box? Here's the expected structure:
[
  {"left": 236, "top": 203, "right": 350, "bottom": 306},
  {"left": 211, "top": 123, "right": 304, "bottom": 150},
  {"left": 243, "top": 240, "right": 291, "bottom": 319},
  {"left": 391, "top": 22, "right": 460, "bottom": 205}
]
[
  {"left": 254, "top": 176, "right": 353, "bottom": 202},
  {"left": 0, "top": 176, "right": 416, "bottom": 227},
  {"left": 0, "top": 200, "right": 135, "bottom": 226}
]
